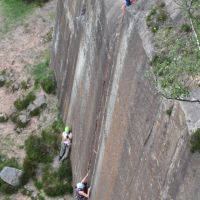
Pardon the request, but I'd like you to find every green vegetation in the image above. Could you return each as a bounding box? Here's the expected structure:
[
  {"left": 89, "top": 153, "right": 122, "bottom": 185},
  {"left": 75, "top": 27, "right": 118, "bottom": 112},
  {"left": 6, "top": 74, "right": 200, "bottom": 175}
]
[
  {"left": 191, "top": 129, "right": 200, "bottom": 153},
  {"left": 0, "top": 0, "right": 51, "bottom": 35},
  {"left": 20, "top": 117, "right": 72, "bottom": 197},
  {"left": 33, "top": 58, "right": 56, "bottom": 94},
  {"left": 43, "top": 28, "right": 53, "bottom": 43},
  {"left": 147, "top": 1, "right": 200, "bottom": 98},
  {"left": 21, "top": 80, "right": 30, "bottom": 90},
  {"left": 181, "top": 23, "right": 192, "bottom": 33},
  {"left": 24, "top": 118, "right": 64, "bottom": 164},
  {"left": 14, "top": 91, "right": 36, "bottom": 111},
  {"left": 166, "top": 105, "right": 173, "bottom": 116},
  {"left": 10, "top": 111, "right": 30, "bottom": 128},
  {"left": 25, "top": 134, "right": 55, "bottom": 164},
  {"left": 146, "top": 2, "right": 168, "bottom": 33},
  {"left": 42, "top": 160, "right": 73, "bottom": 197},
  {"left": 0, "top": 155, "right": 21, "bottom": 194},
  {"left": 51, "top": 116, "right": 65, "bottom": 133},
  {"left": 34, "top": 180, "right": 43, "bottom": 190},
  {"left": 0, "top": 114, "right": 9, "bottom": 123},
  {"left": 30, "top": 107, "right": 41, "bottom": 117},
  {"left": 23, "top": 0, "right": 50, "bottom": 6},
  {"left": 20, "top": 158, "right": 37, "bottom": 186},
  {"left": 0, "top": 0, "right": 36, "bottom": 35}
]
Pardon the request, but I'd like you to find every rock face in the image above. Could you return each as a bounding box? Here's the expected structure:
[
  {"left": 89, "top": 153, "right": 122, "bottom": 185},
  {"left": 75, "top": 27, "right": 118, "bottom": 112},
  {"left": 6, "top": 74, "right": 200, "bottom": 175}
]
[
  {"left": 0, "top": 113, "right": 9, "bottom": 122},
  {"left": 51, "top": 0, "right": 200, "bottom": 199},
  {"left": 0, "top": 75, "right": 6, "bottom": 87},
  {"left": 27, "top": 94, "right": 46, "bottom": 116},
  {"left": 0, "top": 167, "right": 23, "bottom": 186},
  {"left": 18, "top": 111, "right": 31, "bottom": 127}
]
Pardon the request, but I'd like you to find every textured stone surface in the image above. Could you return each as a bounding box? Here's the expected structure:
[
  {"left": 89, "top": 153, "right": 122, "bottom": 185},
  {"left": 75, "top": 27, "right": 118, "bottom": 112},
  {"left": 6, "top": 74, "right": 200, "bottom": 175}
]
[
  {"left": 51, "top": 0, "right": 200, "bottom": 199},
  {"left": 0, "top": 75, "right": 6, "bottom": 87},
  {"left": 0, "top": 167, "right": 23, "bottom": 186},
  {"left": 0, "top": 113, "right": 8, "bottom": 122},
  {"left": 27, "top": 94, "right": 46, "bottom": 115}
]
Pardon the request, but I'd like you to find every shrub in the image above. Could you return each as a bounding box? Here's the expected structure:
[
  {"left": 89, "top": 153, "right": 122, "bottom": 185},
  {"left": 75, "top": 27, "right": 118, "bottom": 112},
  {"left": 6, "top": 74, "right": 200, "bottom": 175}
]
[
  {"left": 20, "top": 158, "right": 37, "bottom": 186},
  {"left": 156, "top": 10, "right": 168, "bottom": 22},
  {"left": 146, "top": 2, "right": 168, "bottom": 33},
  {"left": 34, "top": 180, "right": 43, "bottom": 190},
  {"left": 58, "top": 160, "right": 73, "bottom": 183},
  {"left": 181, "top": 23, "right": 192, "bottom": 32},
  {"left": 25, "top": 135, "right": 53, "bottom": 163},
  {"left": 10, "top": 112, "right": 19, "bottom": 123},
  {"left": 51, "top": 117, "right": 65, "bottom": 133},
  {"left": 30, "top": 107, "right": 41, "bottom": 117},
  {"left": 0, "top": 113, "right": 9, "bottom": 123},
  {"left": 191, "top": 129, "right": 200, "bottom": 153},
  {"left": 0, "top": 180, "right": 18, "bottom": 194},
  {"left": 0, "top": 155, "right": 20, "bottom": 194},
  {"left": 42, "top": 160, "right": 73, "bottom": 197},
  {"left": 41, "top": 129, "right": 60, "bottom": 153},
  {"left": 33, "top": 59, "right": 56, "bottom": 94},
  {"left": 21, "top": 80, "right": 29, "bottom": 90},
  {"left": 23, "top": 0, "right": 49, "bottom": 6},
  {"left": 41, "top": 74, "right": 56, "bottom": 94},
  {"left": 14, "top": 91, "right": 36, "bottom": 111}
]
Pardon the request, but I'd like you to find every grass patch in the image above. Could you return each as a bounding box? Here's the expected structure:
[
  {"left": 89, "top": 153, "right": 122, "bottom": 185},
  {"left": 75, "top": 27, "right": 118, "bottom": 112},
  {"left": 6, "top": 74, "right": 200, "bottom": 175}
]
[
  {"left": 14, "top": 91, "right": 36, "bottom": 111},
  {"left": 23, "top": 0, "right": 50, "bottom": 6},
  {"left": 51, "top": 116, "right": 65, "bottom": 133},
  {"left": 33, "top": 58, "right": 56, "bottom": 94},
  {"left": 20, "top": 117, "right": 73, "bottom": 197},
  {"left": 21, "top": 80, "right": 31, "bottom": 90},
  {"left": 191, "top": 129, "right": 200, "bottom": 153},
  {"left": 42, "top": 160, "right": 73, "bottom": 197},
  {"left": 146, "top": 2, "right": 168, "bottom": 33},
  {"left": 34, "top": 180, "right": 43, "bottom": 190},
  {"left": 181, "top": 23, "right": 192, "bottom": 33},
  {"left": 20, "top": 158, "right": 37, "bottom": 186},
  {"left": 0, "top": 0, "right": 36, "bottom": 35},
  {"left": 0, "top": 113, "right": 9, "bottom": 123},
  {"left": 0, "top": 155, "right": 21, "bottom": 195},
  {"left": 25, "top": 134, "right": 54, "bottom": 164},
  {"left": 147, "top": 1, "right": 200, "bottom": 98},
  {"left": 24, "top": 117, "right": 64, "bottom": 164}
]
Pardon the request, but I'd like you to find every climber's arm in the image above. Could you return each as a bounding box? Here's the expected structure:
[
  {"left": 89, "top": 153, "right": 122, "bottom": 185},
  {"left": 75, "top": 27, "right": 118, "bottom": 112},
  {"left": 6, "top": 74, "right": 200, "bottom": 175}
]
[
  {"left": 79, "top": 191, "right": 89, "bottom": 198},
  {"left": 81, "top": 172, "right": 89, "bottom": 183}
]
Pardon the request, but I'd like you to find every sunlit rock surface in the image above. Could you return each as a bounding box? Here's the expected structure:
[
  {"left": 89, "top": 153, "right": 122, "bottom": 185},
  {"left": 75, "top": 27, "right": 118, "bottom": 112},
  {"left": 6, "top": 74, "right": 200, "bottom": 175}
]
[{"left": 51, "top": 0, "right": 200, "bottom": 199}]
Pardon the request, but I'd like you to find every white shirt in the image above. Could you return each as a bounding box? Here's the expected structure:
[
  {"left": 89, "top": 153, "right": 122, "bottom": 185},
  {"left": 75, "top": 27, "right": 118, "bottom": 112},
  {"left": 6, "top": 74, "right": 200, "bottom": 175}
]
[{"left": 62, "top": 132, "right": 73, "bottom": 145}]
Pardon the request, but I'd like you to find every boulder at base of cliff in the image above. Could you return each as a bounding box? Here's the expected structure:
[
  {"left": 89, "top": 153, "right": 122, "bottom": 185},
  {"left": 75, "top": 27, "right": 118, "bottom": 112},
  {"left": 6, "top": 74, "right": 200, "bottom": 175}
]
[
  {"left": 0, "top": 113, "right": 9, "bottom": 122},
  {"left": 0, "top": 75, "right": 6, "bottom": 87},
  {"left": 0, "top": 167, "right": 23, "bottom": 186},
  {"left": 18, "top": 111, "right": 31, "bottom": 128},
  {"left": 27, "top": 94, "right": 46, "bottom": 116}
]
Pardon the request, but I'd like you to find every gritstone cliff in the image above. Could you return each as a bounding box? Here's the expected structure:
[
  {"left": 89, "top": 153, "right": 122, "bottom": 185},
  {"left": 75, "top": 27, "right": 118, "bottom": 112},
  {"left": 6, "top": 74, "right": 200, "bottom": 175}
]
[{"left": 51, "top": 0, "right": 200, "bottom": 199}]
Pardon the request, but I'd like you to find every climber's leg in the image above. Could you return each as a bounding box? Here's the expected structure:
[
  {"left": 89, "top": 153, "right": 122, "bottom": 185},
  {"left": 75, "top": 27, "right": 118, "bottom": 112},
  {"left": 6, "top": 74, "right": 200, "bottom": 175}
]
[
  {"left": 59, "top": 143, "right": 67, "bottom": 161},
  {"left": 60, "top": 145, "right": 70, "bottom": 161}
]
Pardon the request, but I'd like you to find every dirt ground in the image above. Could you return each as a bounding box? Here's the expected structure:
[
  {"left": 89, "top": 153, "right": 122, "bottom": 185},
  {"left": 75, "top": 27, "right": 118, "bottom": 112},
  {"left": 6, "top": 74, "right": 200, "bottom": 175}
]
[{"left": 0, "top": 0, "right": 73, "bottom": 199}]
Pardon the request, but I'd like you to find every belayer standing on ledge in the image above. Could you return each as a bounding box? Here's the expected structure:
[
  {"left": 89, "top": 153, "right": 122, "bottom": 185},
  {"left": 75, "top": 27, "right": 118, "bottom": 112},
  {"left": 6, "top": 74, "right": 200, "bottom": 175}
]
[
  {"left": 59, "top": 126, "right": 73, "bottom": 162},
  {"left": 75, "top": 172, "right": 91, "bottom": 199}
]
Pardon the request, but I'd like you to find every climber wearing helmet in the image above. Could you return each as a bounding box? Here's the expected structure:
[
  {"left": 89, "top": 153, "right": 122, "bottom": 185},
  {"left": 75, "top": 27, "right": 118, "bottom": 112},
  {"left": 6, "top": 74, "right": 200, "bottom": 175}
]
[
  {"left": 75, "top": 172, "right": 91, "bottom": 200},
  {"left": 59, "top": 126, "right": 73, "bottom": 162}
]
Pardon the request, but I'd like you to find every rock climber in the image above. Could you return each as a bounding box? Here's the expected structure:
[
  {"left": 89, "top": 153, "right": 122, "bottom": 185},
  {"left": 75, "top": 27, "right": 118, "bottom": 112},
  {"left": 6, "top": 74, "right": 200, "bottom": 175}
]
[
  {"left": 122, "top": 0, "right": 136, "bottom": 14},
  {"left": 75, "top": 172, "right": 91, "bottom": 199},
  {"left": 59, "top": 126, "right": 72, "bottom": 162}
]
